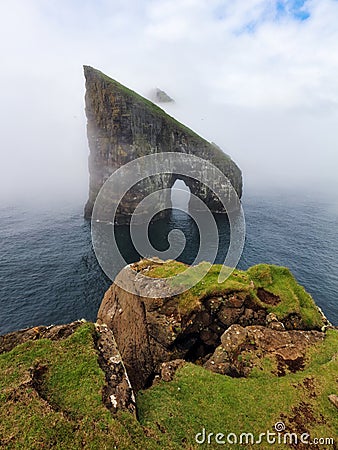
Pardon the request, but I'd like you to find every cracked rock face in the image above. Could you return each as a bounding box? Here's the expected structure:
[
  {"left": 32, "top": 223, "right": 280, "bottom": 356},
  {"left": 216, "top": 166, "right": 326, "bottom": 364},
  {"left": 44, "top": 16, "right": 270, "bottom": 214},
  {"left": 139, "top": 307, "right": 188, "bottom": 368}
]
[
  {"left": 95, "top": 324, "right": 136, "bottom": 416},
  {"left": 83, "top": 66, "right": 242, "bottom": 222},
  {"left": 204, "top": 324, "right": 324, "bottom": 377},
  {"left": 97, "top": 266, "right": 270, "bottom": 391},
  {"left": 97, "top": 262, "right": 329, "bottom": 391}
]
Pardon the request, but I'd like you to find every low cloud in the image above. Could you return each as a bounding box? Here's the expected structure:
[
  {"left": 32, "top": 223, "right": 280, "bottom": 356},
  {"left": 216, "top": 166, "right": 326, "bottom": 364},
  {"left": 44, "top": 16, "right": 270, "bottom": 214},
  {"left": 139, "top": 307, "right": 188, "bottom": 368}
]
[{"left": 0, "top": 0, "right": 337, "bottom": 202}]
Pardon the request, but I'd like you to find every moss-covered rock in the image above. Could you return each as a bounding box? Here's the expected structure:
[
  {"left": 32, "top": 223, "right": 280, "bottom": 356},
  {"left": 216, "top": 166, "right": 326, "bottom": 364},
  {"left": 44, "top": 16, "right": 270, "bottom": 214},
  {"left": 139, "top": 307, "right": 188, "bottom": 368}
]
[
  {"left": 97, "top": 260, "right": 329, "bottom": 391},
  {"left": 0, "top": 260, "right": 334, "bottom": 449}
]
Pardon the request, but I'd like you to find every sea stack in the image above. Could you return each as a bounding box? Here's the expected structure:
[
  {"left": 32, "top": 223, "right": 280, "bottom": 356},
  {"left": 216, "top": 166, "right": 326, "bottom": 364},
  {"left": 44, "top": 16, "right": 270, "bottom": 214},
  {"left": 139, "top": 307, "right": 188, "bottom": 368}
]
[{"left": 83, "top": 66, "right": 242, "bottom": 222}]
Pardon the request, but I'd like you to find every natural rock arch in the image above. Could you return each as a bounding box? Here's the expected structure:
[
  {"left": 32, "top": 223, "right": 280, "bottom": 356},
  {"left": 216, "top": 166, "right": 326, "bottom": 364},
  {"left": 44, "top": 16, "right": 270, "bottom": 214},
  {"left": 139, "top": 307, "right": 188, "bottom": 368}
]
[{"left": 83, "top": 66, "right": 242, "bottom": 223}]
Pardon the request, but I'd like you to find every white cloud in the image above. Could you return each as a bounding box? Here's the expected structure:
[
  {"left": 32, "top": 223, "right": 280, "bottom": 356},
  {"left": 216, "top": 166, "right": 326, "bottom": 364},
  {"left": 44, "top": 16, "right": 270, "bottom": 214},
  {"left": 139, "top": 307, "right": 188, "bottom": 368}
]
[{"left": 0, "top": 0, "right": 338, "bottom": 202}]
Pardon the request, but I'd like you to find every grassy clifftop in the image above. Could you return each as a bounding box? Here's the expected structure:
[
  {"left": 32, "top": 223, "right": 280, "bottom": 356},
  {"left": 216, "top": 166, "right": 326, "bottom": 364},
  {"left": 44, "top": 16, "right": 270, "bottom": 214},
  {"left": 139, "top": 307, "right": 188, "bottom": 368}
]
[
  {"left": 1, "top": 262, "right": 336, "bottom": 449},
  {"left": 133, "top": 260, "right": 327, "bottom": 330},
  {"left": 0, "top": 323, "right": 337, "bottom": 449}
]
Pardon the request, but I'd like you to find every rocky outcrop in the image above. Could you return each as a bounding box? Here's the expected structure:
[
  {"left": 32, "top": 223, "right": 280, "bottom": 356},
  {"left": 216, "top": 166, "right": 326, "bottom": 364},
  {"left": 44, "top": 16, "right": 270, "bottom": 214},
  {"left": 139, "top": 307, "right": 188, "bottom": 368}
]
[
  {"left": 0, "top": 321, "right": 136, "bottom": 417},
  {"left": 95, "top": 324, "right": 136, "bottom": 416},
  {"left": 158, "top": 359, "right": 186, "bottom": 382},
  {"left": 97, "top": 260, "right": 329, "bottom": 391},
  {"left": 83, "top": 66, "right": 242, "bottom": 222},
  {"left": 0, "top": 321, "right": 84, "bottom": 354},
  {"left": 97, "top": 276, "right": 155, "bottom": 392},
  {"left": 149, "top": 88, "right": 174, "bottom": 103},
  {"left": 204, "top": 324, "right": 324, "bottom": 377}
]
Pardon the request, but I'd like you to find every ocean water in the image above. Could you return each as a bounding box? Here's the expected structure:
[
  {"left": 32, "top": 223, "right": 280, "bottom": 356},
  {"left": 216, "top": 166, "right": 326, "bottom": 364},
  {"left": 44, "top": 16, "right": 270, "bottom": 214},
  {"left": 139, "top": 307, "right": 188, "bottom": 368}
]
[{"left": 0, "top": 192, "right": 337, "bottom": 335}]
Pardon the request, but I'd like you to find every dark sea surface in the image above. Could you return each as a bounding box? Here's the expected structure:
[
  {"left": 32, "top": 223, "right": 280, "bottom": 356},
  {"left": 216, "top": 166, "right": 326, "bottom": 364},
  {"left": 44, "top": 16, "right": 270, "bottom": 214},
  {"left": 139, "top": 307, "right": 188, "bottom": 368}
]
[{"left": 0, "top": 192, "right": 337, "bottom": 335}]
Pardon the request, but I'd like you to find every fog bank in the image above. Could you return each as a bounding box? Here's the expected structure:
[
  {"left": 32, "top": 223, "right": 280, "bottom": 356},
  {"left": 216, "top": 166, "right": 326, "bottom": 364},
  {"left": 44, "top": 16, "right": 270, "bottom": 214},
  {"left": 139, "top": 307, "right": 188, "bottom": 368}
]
[{"left": 1, "top": 0, "right": 338, "bottom": 204}]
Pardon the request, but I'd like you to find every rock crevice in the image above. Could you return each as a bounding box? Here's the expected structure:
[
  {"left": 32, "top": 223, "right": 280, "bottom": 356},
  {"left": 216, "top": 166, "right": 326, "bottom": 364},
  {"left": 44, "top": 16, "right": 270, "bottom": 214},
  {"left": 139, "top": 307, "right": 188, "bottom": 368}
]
[{"left": 97, "top": 262, "right": 329, "bottom": 392}]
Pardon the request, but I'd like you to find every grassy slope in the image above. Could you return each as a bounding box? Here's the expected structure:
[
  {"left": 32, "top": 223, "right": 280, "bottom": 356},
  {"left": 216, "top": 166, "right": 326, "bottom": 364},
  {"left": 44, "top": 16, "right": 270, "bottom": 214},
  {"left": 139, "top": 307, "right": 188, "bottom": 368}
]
[
  {"left": 0, "top": 324, "right": 337, "bottom": 449},
  {"left": 0, "top": 324, "right": 159, "bottom": 450},
  {"left": 0, "top": 263, "right": 335, "bottom": 449},
  {"left": 138, "top": 329, "right": 338, "bottom": 449}
]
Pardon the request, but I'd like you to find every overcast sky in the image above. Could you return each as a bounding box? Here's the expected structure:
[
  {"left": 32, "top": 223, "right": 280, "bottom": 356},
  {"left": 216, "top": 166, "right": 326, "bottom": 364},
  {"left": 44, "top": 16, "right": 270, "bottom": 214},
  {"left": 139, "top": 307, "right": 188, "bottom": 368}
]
[{"left": 0, "top": 0, "right": 337, "bottom": 204}]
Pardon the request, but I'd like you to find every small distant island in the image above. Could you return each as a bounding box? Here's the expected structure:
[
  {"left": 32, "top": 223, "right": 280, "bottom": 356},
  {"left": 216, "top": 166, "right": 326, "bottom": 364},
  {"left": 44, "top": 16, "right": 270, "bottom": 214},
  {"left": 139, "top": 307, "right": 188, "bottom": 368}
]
[{"left": 149, "top": 87, "right": 175, "bottom": 103}]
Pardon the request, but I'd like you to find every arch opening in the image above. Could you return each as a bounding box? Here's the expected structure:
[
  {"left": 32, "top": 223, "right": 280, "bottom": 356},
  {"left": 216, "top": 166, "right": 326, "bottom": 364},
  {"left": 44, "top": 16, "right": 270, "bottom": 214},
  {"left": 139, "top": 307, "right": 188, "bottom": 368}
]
[{"left": 170, "top": 179, "right": 191, "bottom": 212}]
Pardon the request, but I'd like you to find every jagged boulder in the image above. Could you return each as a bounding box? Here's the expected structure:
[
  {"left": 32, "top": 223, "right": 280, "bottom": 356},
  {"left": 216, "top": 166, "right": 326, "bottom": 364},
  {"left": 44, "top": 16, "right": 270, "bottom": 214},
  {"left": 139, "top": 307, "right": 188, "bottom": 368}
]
[{"left": 97, "top": 260, "right": 328, "bottom": 391}]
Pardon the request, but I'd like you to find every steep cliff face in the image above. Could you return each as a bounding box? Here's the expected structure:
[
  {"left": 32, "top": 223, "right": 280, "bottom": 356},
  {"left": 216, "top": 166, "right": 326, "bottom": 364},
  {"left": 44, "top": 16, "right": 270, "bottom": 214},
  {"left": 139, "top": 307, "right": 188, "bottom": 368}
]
[{"left": 83, "top": 66, "right": 242, "bottom": 222}]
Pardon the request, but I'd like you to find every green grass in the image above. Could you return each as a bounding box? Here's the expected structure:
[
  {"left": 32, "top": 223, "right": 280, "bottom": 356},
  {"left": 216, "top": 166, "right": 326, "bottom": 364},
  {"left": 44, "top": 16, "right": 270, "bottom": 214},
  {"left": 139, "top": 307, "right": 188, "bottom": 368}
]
[
  {"left": 0, "top": 324, "right": 159, "bottom": 449},
  {"left": 138, "top": 329, "right": 338, "bottom": 449},
  {"left": 134, "top": 260, "right": 326, "bottom": 329},
  {"left": 1, "top": 323, "right": 337, "bottom": 449},
  {"left": 0, "top": 261, "right": 332, "bottom": 448}
]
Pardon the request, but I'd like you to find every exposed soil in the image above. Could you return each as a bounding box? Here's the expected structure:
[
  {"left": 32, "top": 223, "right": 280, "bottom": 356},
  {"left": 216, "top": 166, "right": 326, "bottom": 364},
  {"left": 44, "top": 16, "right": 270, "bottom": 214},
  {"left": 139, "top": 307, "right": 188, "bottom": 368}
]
[
  {"left": 257, "top": 287, "right": 281, "bottom": 305},
  {"left": 280, "top": 401, "right": 330, "bottom": 450},
  {"left": 277, "top": 355, "right": 305, "bottom": 376}
]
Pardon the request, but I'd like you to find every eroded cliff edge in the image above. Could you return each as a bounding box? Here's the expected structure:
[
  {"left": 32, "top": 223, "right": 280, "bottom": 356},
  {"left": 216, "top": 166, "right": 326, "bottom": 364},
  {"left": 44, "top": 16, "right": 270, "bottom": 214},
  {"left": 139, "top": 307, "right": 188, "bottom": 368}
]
[
  {"left": 97, "top": 259, "right": 331, "bottom": 391},
  {"left": 1, "top": 262, "right": 337, "bottom": 448},
  {"left": 83, "top": 66, "right": 242, "bottom": 221}
]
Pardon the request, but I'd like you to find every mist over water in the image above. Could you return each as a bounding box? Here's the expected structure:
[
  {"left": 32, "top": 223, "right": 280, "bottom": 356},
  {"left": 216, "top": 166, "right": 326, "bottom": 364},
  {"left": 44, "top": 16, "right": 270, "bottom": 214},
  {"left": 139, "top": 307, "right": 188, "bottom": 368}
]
[
  {"left": 0, "top": 190, "right": 337, "bottom": 335},
  {"left": 1, "top": 1, "right": 338, "bottom": 205},
  {"left": 1, "top": 0, "right": 338, "bottom": 338}
]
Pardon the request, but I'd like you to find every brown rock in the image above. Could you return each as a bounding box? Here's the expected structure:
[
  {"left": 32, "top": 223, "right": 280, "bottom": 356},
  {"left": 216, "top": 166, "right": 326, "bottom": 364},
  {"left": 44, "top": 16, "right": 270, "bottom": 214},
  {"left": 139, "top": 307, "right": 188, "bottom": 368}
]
[
  {"left": 220, "top": 324, "right": 248, "bottom": 353},
  {"left": 205, "top": 325, "right": 324, "bottom": 378},
  {"left": 223, "top": 292, "right": 247, "bottom": 309},
  {"left": 0, "top": 321, "right": 83, "bottom": 354},
  {"left": 238, "top": 308, "right": 255, "bottom": 326},
  {"left": 204, "top": 345, "right": 241, "bottom": 377},
  {"left": 160, "top": 359, "right": 185, "bottom": 382},
  {"left": 217, "top": 306, "right": 244, "bottom": 328},
  {"left": 199, "top": 329, "right": 219, "bottom": 347},
  {"left": 97, "top": 280, "right": 154, "bottom": 392},
  {"left": 328, "top": 394, "right": 338, "bottom": 409},
  {"left": 95, "top": 324, "right": 136, "bottom": 416},
  {"left": 205, "top": 296, "right": 223, "bottom": 312},
  {"left": 97, "top": 262, "right": 326, "bottom": 389},
  {"left": 98, "top": 267, "right": 262, "bottom": 390}
]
